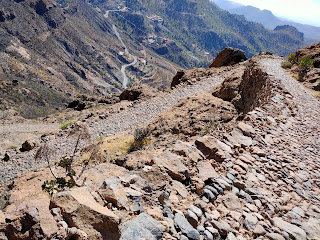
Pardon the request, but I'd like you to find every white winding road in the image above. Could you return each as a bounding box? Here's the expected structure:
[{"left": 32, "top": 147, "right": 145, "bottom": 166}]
[{"left": 105, "top": 10, "right": 138, "bottom": 88}]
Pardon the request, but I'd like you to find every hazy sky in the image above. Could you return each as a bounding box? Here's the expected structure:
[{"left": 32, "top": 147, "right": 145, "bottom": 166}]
[{"left": 230, "top": 0, "right": 320, "bottom": 26}]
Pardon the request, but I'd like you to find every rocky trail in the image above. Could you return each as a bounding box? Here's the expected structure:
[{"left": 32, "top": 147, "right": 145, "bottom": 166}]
[{"left": 1, "top": 54, "right": 320, "bottom": 240}]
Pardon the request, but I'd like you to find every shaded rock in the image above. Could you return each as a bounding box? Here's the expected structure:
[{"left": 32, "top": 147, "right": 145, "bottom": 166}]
[
  {"left": 185, "top": 210, "right": 199, "bottom": 228},
  {"left": 273, "top": 217, "right": 306, "bottom": 240},
  {"left": 98, "top": 177, "right": 128, "bottom": 209},
  {"left": 152, "top": 151, "right": 189, "bottom": 182},
  {"left": 195, "top": 136, "right": 226, "bottom": 162},
  {"left": 3, "top": 204, "right": 57, "bottom": 240},
  {"left": 211, "top": 220, "right": 232, "bottom": 237},
  {"left": 121, "top": 213, "right": 166, "bottom": 240},
  {"left": 2, "top": 153, "right": 10, "bottom": 162},
  {"left": 51, "top": 187, "right": 120, "bottom": 240},
  {"left": 174, "top": 213, "right": 200, "bottom": 240},
  {"left": 171, "top": 70, "right": 185, "bottom": 88},
  {"left": 67, "top": 100, "right": 86, "bottom": 111},
  {"left": 21, "top": 140, "right": 36, "bottom": 151},
  {"left": 213, "top": 59, "right": 270, "bottom": 113},
  {"left": 209, "top": 47, "right": 246, "bottom": 68},
  {"left": 119, "top": 83, "right": 156, "bottom": 101}
]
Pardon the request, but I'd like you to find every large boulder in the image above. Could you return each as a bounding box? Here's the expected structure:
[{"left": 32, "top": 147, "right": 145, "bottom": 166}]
[
  {"left": 152, "top": 151, "right": 189, "bottom": 182},
  {"left": 98, "top": 177, "right": 128, "bottom": 209},
  {"left": 195, "top": 136, "right": 226, "bottom": 162},
  {"left": 51, "top": 187, "right": 120, "bottom": 240},
  {"left": 120, "top": 213, "right": 166, "bottom": 240},
  {"left": 209, "top": 47, "right": 247, "bottom": 68},
  {"left": 2, "top": 203, "right": 57, "bottom": 240}
]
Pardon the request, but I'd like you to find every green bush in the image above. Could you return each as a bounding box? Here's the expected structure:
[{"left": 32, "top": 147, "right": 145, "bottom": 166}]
[
  {"left": 281, "top": 60, "right": 292, "bottom": 69},
  {"left": 59, "top": 121, "right": 74, "bottom": 130},
  {"left": 287, "top": 52, "right": 298, "bottom": 64},
  {"left": 298, "top": 55, "right": 314, "bottom": 71}
]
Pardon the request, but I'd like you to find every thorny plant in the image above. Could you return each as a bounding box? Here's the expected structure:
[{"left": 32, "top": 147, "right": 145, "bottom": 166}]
[{"left": 36, "top": 123, "right": 101, "bottom": 196}]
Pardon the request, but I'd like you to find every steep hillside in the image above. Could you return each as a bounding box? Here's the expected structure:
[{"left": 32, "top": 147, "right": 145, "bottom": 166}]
[
  {"left": 0, "top": 0, "right": 179, "bottom": 118},
  {"left": 212, "top": 0, "right": 320, "bottom": 44},
  {"left": 90, "top": 0, "right": 304, "bottom": 63},
  {"left": 282, "top": 42, "right": 320, "bottom": 98}
]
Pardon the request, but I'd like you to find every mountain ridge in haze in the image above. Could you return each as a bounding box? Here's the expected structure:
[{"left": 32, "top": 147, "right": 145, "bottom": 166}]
[{"left": 211, "top": 0, "right": 320, "bottom": 44}]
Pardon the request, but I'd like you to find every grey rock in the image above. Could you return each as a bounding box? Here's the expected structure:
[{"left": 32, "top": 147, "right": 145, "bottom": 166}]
[
  {"left": 189, "top": 205, "right": 203, "bottom": 218},
  {"left": 231, "top": 129, "right": 253, "bottom": 147},
  {"left": 185, "top": 210, "right": 199, "bottom": 228},
  {"left": 211, "top": 220, "right": 232, "bottom": 237},
  {"left": 244, "top": 213, "right": 258, "bottom": 231},
  {"left": 121, "top": 213, "right": 166, "bottom": 240},
  {"left": 203, "top": 230, "right": 213, "bottom": 240},
  {"left": 265, "top": 232, "right": 286, "bottom": 240},
  {"left": 174, "top": 213, "right": 200, "bottom": 240},
  {"left": 273, "top": 217, "right": 307, "bottom": 240}
]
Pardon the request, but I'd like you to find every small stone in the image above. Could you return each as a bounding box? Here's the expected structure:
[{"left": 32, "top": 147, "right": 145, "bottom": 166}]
[
  {"left": 265, "top": 232, "right": 286, "bottom": 240},
  {"left": 185, "top": 210, "right": 199, "bottom": 228},
  {"left": 222, "top": 193, "right": 241, "bottom": 211},
  {"left": 250, "top": 146, "right": 266, "bottom": 157},
  {"left": 174, "top": 213, "right": 200, "bottom": 240},
  {"left": 244, "top": 213, "right": 258, "bottom": 231},
  {"left": 253, "top": 224, "right": 266, "bottom": 236},
  {"left": 203, "top": 230, "right": 213, "bottom": 240},
  {"left": 189, "top": 205, "right": 203, "bottom": 218},
  {"left": 226, "top": 232, "right": 237, "bottom": 240},
  {"left": 211, "top": 220, "right": 232, "bottom": 237},
  {"left": 238, "top": 122, "right": 255, "bottom": 136},
  {"left": 205, "top": 227, "right": 220, "bottom": 239}
]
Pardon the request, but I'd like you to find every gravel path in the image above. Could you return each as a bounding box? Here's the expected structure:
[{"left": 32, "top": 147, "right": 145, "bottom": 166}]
[{"left": 91, "top": 70, "right": 237, "bottom": 136}]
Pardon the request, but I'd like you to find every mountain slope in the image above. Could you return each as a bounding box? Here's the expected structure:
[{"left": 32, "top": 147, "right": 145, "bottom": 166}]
[
  {"left": 0, "top": 0, "right": 179, "bottom": 118},
  {"left": 92, "top": 0, "right": 304, "bottom": 60},
  {"left": 211, "top": 0, "right": 320, "bottom": 44}
]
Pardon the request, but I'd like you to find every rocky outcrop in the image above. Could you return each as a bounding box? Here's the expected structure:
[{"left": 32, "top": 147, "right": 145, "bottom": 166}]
[
  {"left": 171, "top": 70, "right": 185, "bottom": 88},
  {"left": 209, "top": 47, "right": 247, "bottom": 68},
  {"left": 213, "top": 58, "right": 273, "bottom": 113},
  {"left": 119, "top": 84, "right": 156, "bottom": 101},
  {"left": 51, "top": 187, "right": 120, "bottom": 240}
]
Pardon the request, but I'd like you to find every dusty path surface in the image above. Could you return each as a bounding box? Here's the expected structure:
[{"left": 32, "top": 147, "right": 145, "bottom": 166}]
[{"left": 1, "top": 56, "right": 319, "bottom": 184}]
